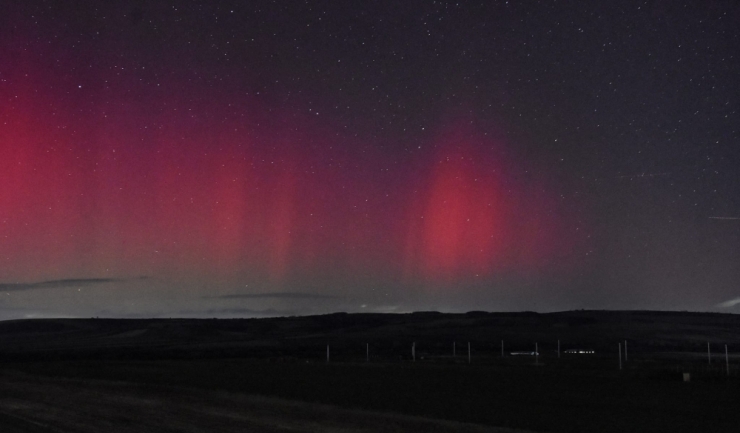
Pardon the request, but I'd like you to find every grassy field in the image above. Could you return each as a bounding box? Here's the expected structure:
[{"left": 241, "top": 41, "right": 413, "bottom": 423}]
[
  {"left": 6, "top": 357, "right": 739, "bottom": 433},
  {"left": 1, "top": 311, "right": 739, "bottom": 432},
  {"left": 0, "top": 369, "right": 523, "bottom": 433}
]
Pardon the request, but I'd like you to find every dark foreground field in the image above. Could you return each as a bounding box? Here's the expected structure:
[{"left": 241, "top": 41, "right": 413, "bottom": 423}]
[
  {"left": 0, "top": 369, "right": 523, "bottom": 433},
  {"left": 1, "top": 311, "right": 739, "bottom": 432}
]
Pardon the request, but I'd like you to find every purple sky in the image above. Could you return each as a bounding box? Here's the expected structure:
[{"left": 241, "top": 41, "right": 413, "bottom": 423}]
[{"left": 1, "top": 0, "right": 739, "bottom": 319}]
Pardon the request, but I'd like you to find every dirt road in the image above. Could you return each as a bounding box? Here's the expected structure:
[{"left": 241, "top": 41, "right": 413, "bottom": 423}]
[{"left": 0, "top": 371, "right": 530, "bottom": 433}]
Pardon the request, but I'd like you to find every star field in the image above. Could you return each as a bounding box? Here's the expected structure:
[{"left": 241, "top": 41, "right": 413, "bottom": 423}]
[{"left": 0, "top": 0, "right": 738, "bottom": 318}]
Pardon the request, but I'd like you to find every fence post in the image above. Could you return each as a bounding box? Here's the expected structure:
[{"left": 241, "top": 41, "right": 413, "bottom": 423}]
[{"left": 624, "top": 340, "right": 628, "bottom": 361}]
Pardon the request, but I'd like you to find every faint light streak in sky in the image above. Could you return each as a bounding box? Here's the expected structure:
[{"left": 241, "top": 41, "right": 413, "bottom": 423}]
[
  {"left": 717, "top": 297, "right": 740, "bottom": 308},
  {"left": 614, "top": 173, "right": 670, "bottom": 179}
]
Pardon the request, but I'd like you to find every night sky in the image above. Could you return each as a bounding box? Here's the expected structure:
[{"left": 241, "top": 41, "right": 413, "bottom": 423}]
[{"left": 1, "top": 1, "right": 739, "bottom": 319}]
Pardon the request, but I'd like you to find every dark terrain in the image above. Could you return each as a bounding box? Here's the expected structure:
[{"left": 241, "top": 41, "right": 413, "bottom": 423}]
[{"left": 1, "top": 311, "right": 738, "bottom": 432}]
